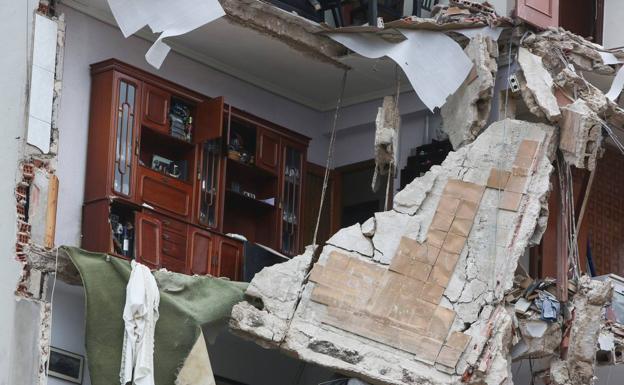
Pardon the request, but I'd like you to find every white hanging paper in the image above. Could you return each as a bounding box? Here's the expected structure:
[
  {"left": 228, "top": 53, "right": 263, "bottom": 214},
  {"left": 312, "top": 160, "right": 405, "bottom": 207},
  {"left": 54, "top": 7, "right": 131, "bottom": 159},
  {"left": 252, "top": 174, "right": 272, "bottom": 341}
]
[
  {"left": 107, "top": 0, "right": 225, "bottom": 68},
  {"left": 606, "top": 65, "right": 624, "bottom": 101},
  {"left": 329, "top": 30, "right": 473, "bottom": 111}
]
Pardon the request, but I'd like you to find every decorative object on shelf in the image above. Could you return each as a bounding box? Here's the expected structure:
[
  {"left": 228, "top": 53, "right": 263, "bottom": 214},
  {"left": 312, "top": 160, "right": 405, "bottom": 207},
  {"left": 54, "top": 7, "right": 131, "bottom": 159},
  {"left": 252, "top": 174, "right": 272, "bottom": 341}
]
[
  {"left": 227, "top": 150, "right": 241, "bottom": 161},
  {"left": 48, "top": 347, "right": 85, "bottom": 384},
  {"left": 242, "top": 191, "right": 256, "bottom": 199},
  {"left": 169, "top": 100, "right": 193, "bottom": 142},
  {"left": 151, "top": 155, "right": 187, "bottom": 181},
  {"left": 228, "top": 133, "right": 253, "bottom": 164},
  {"left": 110, "top": 213, "right": 134, "bottom": 257},
  {"left": 231, "top": 182, "right": 241, "bottom": 193}
]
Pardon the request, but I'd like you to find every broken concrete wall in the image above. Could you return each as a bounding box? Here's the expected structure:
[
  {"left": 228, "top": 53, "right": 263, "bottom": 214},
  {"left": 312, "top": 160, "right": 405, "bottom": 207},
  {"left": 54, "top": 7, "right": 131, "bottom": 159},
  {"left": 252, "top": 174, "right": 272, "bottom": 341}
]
[
  {"left": 231, "top": 118, "right": 557, "bottom": 385},
  {"left": 559, "top": 99, "right": 603, "bottom": 171},
  {"left": 550, "top": 277, "right": 612, "bottom": 385},
  {"left": 519, "top": 28, "right": 624, "bottom": 170},
  {"left": 441, "top": 33, "right": 498, "bottom": 149}
]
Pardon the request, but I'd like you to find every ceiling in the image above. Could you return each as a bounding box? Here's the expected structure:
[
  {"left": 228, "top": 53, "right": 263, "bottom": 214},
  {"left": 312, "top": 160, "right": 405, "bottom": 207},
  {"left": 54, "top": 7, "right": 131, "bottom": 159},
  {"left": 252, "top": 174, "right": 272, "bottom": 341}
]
[{"left": 59, "top": 0, "right": 413, "bottom": 111}]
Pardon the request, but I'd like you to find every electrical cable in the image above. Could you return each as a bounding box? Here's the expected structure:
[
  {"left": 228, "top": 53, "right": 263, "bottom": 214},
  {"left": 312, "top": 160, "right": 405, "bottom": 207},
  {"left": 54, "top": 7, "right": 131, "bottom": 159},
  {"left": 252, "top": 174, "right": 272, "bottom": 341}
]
[{"left": 313, "top": 70, "right": 348, "bottom": 246}]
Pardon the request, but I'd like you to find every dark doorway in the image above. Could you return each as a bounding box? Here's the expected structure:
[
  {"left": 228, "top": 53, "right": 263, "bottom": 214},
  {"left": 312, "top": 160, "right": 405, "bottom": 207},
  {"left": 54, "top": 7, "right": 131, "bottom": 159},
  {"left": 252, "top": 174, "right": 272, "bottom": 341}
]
[
  {"left": 560, "top": 0, "right": 603, "bottom": 43},
  {"left": 336, "top": 160, "right": 390, "bottom": 228}
]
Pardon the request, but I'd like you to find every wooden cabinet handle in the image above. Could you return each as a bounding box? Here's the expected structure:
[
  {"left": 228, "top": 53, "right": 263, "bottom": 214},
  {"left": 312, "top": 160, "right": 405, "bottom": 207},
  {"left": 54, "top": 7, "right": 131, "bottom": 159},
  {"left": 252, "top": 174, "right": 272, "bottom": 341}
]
[
  {"left": 162, "top": 219, "right": 170, "bottom": 225},
  {"left": 162, "top": 234, "right": 170, "bottom": 240},
  {"left": 163, "top": 247, "right": 170, "bottom": 253}
]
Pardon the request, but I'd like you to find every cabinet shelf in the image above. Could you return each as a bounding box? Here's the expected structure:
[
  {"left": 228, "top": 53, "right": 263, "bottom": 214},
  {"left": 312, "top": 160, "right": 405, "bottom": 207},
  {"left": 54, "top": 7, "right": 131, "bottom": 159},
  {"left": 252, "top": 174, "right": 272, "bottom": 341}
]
[
  {"left": 138, "top": 164, "right": 193, "bottom": 186},
  {"left": 226, "top": 189, "right": 276, "bottom": 209},
  {"left": 141, "top": 125, "right": 195, "bottom": 149},
  {"left": 227, "top": 157, "right": 277, "bottom": 179}
]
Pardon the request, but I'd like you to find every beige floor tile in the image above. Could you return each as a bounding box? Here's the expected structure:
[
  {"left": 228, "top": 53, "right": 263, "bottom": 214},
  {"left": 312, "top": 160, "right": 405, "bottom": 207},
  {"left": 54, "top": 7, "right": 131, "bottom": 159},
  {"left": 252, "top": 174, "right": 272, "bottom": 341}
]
[
  {"left": 428, "top": 306, "right": 456, "bottom": 341},
  {"left": 445, "top": 331, "right": 471, "bottom": 351},
  {"left": 449, "top": 217, "right": 473, "bottom": 237},
  {"left": 486, "top": 168, "right": 511, "bottom": 190},
  {"left": 436, "top": 345, "right": 463, "bottom": 368},
  {"left": 499, "top": 191, "right": 523, "bottom": 211},
  {"left": 437, "top": 195, "right": 461, "bottom": 215},
  {"left": 442, "top": 232, "right": 467, "bottom": 254}
]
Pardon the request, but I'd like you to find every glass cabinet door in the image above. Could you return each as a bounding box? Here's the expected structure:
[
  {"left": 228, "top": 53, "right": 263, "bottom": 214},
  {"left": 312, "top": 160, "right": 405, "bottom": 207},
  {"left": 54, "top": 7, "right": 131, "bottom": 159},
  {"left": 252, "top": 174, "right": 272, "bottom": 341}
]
[
  {"left": 281, "top": 145, "right": 302, "bottom": 255},
  {"left": 198, "top": 139, "right": 221, "bottom": 228},
  {"left": 113, "top": 80, "right": 137, "bottom": 197}
]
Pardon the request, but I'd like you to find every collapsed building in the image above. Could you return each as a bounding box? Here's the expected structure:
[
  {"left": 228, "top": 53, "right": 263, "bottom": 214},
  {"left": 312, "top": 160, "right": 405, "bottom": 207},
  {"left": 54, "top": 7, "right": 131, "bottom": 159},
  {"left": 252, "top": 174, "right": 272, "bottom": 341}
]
[
  {"left": 231, "top": 5, "right": 624, "bottom": 385},
  {"left": 3, "top": 0, "right": 624, "bottom": 385}
]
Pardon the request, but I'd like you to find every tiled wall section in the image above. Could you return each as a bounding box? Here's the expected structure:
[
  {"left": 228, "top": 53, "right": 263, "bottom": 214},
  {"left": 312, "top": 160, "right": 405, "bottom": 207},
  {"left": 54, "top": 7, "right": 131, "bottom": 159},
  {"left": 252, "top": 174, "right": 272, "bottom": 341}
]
[{"left": 308, "top": 139, "right": 542, "bottom": 370}]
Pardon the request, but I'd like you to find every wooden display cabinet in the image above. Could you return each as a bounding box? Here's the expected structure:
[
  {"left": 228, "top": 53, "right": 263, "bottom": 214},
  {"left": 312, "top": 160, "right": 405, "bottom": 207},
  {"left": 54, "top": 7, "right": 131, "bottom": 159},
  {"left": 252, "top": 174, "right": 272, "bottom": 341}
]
[{"left": 81, "top": 59, "right": 309, "bottom": 282}]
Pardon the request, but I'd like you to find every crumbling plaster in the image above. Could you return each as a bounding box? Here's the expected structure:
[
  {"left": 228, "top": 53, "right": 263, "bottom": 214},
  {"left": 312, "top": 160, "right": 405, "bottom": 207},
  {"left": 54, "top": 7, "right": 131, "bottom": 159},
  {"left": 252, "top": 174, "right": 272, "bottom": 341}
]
[
  {"left": 441, "top": 33, "right": 498, "bottom": 149},
  {"left": 231, "top": 119, "right": 557, "bottom": 385},
  {"left": 1, "top": 1, "right": 43, "bottom": 384}
]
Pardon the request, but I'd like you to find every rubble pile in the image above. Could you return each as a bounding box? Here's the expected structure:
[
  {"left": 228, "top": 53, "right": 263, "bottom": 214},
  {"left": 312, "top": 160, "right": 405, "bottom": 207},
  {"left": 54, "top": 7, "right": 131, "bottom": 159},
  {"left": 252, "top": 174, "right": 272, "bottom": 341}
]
[
  {"left": 231, "top": 13, "right": 624, "bottom": 385},
  {"left": 430, "top": 1, "right": 502, "bottom": 26},
  {"left": 518, "top": 28, "right": 624, "bottom": 170}
]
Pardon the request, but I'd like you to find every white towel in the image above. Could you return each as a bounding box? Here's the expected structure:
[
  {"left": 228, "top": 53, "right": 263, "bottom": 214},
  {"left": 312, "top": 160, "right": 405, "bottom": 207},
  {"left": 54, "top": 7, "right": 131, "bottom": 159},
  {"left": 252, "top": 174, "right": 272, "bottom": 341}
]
[{"left": 120, "top": 261, "right": 160, "bottom": 385}]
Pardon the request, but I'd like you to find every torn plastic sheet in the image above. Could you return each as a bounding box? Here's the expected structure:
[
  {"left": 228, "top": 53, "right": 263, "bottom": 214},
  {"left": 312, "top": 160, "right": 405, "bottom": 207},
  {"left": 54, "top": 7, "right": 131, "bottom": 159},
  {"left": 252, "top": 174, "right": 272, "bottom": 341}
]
[
  {"left": 328, "top": 30, "right": 473, "bottom": 111},
  {"left": 599, "top": 51, "right": 622, "bottom": 65},
  {"left": 606, "top": 65, "right": 624, "bottom": 101},
  {"left": 106, "top": 0, "right": 225, "bottom": 68}
]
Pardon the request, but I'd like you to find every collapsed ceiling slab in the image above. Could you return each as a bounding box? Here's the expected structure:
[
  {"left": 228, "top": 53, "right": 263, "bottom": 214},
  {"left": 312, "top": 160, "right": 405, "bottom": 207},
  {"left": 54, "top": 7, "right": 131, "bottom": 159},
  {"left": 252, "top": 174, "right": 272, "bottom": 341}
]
[{"left": 231, "top": 118, "right": 557, "bottom": 385}]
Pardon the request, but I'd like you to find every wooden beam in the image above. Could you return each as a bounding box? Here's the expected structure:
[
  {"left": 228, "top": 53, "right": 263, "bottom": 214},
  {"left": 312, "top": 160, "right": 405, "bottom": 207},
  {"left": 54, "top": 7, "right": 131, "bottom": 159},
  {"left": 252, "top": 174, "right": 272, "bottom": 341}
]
[{"left": 44, "top": 175, "right": 59, "bottom": 249}]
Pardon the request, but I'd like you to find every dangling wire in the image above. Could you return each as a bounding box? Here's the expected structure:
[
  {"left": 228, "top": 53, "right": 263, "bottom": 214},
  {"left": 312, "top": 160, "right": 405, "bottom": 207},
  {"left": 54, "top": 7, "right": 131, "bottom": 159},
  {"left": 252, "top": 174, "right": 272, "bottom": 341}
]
[{"left": 313, "top": 70, "right": 349, "bottom": 245}]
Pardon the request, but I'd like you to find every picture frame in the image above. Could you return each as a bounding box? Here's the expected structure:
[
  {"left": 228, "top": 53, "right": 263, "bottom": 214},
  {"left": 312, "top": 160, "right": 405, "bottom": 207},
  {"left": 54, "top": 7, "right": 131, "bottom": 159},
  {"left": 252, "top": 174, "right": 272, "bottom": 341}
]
[{"left": 48, "top": 347, "right": 84, "bottom": 384}]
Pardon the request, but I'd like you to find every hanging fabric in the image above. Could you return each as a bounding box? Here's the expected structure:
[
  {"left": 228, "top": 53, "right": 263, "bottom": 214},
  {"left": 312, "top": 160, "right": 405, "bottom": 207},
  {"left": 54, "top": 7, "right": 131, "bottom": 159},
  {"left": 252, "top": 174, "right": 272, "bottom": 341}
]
[{"left": 120, "top": 260, "right": 160, "bottom": 385}]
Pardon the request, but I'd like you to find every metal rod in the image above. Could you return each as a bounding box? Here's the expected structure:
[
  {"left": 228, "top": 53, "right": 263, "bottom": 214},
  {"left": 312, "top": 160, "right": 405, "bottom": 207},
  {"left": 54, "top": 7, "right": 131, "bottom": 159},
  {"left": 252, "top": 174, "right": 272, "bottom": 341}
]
[{"left": 368, "top": 0, "right": 378, "bottom": 26}]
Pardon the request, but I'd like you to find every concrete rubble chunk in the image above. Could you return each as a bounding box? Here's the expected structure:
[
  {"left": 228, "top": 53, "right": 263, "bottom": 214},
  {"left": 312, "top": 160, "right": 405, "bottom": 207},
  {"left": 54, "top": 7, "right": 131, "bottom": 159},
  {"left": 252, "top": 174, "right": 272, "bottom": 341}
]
[
  {"left": 230, "top": 119, "right": 557, "bottom": 385},
  {"left": 361, "top": 217, "right": 376, "bottom": 237},
  {"left": 441, "top": 34, "right": 498, "bottom": 149},
  {"left": 559, "top": 99, "right": 603, "bottom": 170},
  {"left": 517, "top": 47, "right": 561, "bottom": 122},
  {"left": 371, "top": 211, "right": 422, "bottom": 264},
  {"left": 549, "top": 276, "right": 612, "bottom": 385},
  {"left": 326, "top": 223, "right": 374, "bottom": 257},
  {"left": 513, "top": 318, "right": 562, "bottom": 359}
]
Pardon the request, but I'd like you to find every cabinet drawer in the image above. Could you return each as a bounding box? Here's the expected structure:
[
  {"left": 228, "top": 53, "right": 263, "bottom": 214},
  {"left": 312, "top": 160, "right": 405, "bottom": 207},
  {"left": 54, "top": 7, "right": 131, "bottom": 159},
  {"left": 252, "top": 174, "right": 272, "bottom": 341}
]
[
  {"left": 140, "top": 168, "right": 192, "bottom": 218},
  {"left": 162, "top": 239, "right": 186, "bottom": 261},
  {"left": 161, "top": 255, "right": 186, "bottom": 273},
  {"left": 151, "top": 212, "right": 187, "bottom": 235},
  {"left": 162, "top": 228, "right": 186, "bottom": 245}
]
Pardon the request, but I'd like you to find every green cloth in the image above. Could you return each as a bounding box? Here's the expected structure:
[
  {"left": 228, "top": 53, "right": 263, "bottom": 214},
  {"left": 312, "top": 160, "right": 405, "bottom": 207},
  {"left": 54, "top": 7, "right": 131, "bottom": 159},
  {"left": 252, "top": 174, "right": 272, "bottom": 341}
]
[{"left": 63, "top": 246, "right": 248, "bottom": 385}]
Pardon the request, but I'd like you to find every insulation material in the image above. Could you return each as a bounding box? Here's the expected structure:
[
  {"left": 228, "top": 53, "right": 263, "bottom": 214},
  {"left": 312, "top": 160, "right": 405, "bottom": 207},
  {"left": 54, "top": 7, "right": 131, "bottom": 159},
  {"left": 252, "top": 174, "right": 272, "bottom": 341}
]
[
  {"left": 27, "top": 14, "right": 58, "bottom": 154},
  {"left": 106, "top": 0, "right": 225, "bottom": 68},
  {"left": 328, "top": 30, "right": 473, "bottom": 111}
]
